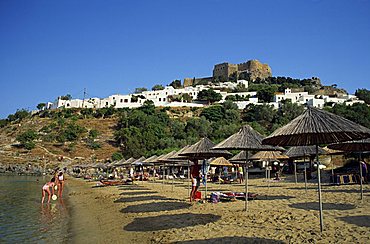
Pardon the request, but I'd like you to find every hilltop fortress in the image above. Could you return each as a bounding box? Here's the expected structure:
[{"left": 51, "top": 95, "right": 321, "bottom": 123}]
[{"left": 184, "top": 59, "right": 272, "bottom": 87}]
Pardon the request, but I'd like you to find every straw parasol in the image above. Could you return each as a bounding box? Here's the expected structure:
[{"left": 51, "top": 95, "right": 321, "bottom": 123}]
[
  {"left": 249, "top": 151, "right": 288, "bottom": 160},
  {"left": 285, "top": 146, "right": 326, "bottom": 187},
  {"left": 179, "top": 137, "right": 231, "bottom": 159},
  {"left": 143, "top": 155, "right": 158, "bottom": 163},
  {"left": 210, "top": 157, "right": 233, "bottom": 166},
  {"left": 285, "top": 146, "right": 326, "bottom": 158},
  {"left": 121, "top": 157, "right": 137, "bottom": 166},
  {"left": 114, "top": 157, "right": 132, "bottom": 167},
  {"left": 250, "top": 150, "right": 288, "bottom": 188},
  {"left": 262, "top": 107, "right": 370, "bottom": 146},
  {"left": 262, "top": 106, "right": 370, "bottom": 232},
  {"left": 328, "top": 138, "right": 370, "bottom": 199},
  {"left": 229, "top": 151, "right": 248, "bottom": 163},
  {"left": 213, "top": 125, "right": 284, "bottom": 211}
]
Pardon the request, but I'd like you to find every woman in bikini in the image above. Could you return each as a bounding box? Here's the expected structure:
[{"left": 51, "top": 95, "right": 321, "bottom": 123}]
[
  {"left": 57, "top": 172, "right": 65, "bottom": 197},
  {"left": 42, "top": 177, "right": 55, "bottom": 204}
]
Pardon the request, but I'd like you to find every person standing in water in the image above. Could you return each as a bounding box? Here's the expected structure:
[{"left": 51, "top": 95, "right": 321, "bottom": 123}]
[
  {"left": 190, "top": 160, "right": 201, "bottom": 202},
  {"left": 42, "top": 177, "right": 55, "bottom": 204},
  {"left": 57, "top": 172, "right": 65, "bottom": 197}
]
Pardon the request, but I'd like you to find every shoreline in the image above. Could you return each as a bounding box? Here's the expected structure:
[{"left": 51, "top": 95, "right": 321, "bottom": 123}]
[{"left": 65, "top": 176, "right": 370, "bottom": 243}]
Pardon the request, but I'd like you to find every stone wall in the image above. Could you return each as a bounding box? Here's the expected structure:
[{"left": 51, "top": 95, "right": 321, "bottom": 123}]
[
  {"left": 212, "top": 59, "right": 272, "bottom": 81},
  {"left": 213, "top": 63, "right": 238, "bottom": 81}
]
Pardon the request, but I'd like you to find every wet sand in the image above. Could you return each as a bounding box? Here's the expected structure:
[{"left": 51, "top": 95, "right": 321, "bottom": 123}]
[{"left": 66, "top": 176, "right": 370, "bottom": 243}]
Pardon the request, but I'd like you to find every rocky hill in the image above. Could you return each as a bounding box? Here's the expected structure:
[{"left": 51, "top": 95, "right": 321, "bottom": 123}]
[{"left": 0, "top": 116, "right": 119, "bottom": 165}]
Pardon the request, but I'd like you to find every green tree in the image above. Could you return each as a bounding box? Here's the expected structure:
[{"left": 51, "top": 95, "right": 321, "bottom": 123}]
[
  {"left": 355, "top": 88, "right": 370, "bottom": 104},
  {"left": 169, "top": 80, "right": 182, "bottom": 88},
  {"left": 60, "top": 94, "right": 72, "bottom": 100},
  {"left": 256, "top": 86, "right": 277, "bottom": 103},
  {"left": 16, "top": 129, "right": 38, "bottom": 150},
  {"left": 276, "top": 100, "right": 304, "bottom": 125},
  {"left": 200, "top": 105, "right": 224, "bottom": 122},
  {"left": 181, "top": 93, "right": 192, "bottom": 102},
  {"left": 197, "top": 89, "right": 222, "bottom": 104},
  {"left": 134, "top": 87, "right": 148, "bottom": 94},
  {"left": 37, "top": 103, "right": 46, "bottom": 110},
  {"left": 0, "top": 119, "right": 8, "bottom": 128},
  {"left": 152, "top": 84, "right": 165, "bottom": 91},
  {"left": 111, "top": 151, "right": 124, "bottom": 161},
  {"left": 7, "top": 109, "right": 30, "bottom": 122}
]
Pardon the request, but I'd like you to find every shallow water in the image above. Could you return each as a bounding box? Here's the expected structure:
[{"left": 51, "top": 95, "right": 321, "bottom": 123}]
[{"left": 0, "top": 175, "right": 71, "bottom": 243}]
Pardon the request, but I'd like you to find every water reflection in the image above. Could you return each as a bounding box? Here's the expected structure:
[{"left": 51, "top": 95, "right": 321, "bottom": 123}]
[{"left": 0, "top": 175, "right": 71, "bottom": 243}]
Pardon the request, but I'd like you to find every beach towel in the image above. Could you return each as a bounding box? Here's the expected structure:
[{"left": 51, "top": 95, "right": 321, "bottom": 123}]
[{"left": 201, "top": 160, "right": 209, "bottom": 186}]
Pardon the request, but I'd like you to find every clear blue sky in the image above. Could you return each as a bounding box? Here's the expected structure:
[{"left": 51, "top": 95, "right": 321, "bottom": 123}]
[{"left": 1, "top": 0, "right": 369, "bottom": 119}]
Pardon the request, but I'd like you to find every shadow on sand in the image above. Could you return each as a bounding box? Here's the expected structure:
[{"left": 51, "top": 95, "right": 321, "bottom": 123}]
[
  {"left": 322, "top": 188, "right": 370, "bottom": 194},
  {"left": 289, "top": 202, "right": 356, "bottom": 211},
  {"left": 114, "top": 195, "right": 171, "bottom": 203},
  {"left": 119, "top": 191, "right": 158, "bottom": 196},
  {"left": 338, "top": 215, "right": 370, "bottom": 227},
  {"left": 286, "top": 187, "right": 316, "bottom": 191},
  {"left": 120, "top": 201, "right": 191, "bottom": 213},
  {"left": 117, "top": 186, "right": 150, "bottom": 191},
  {"left": 124, "top": 213, "right": 221, "bottom": 231},
  {"left": 259, "top": 195, "right": 295, "bottom": 201},
  {"left": 173, "top": 236, "right": 284, "bottom": 244}
]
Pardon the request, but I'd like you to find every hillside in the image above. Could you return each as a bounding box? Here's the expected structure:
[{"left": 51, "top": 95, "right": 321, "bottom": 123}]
[
  {"left": 1, "top": 100, "right": 369, "bottom": 166},
  {"left": 0, "top": 116, "right": 119, "bottom": 165}
]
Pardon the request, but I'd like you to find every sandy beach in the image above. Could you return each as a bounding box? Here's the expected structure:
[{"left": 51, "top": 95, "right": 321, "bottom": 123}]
[{"left": 66, "top": 175, "right": 370, "bottom": 243}]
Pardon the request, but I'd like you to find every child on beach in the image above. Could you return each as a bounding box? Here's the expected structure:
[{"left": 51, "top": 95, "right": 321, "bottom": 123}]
[{"left": 41, "top": 177, "right": 55, "bottom": 204}]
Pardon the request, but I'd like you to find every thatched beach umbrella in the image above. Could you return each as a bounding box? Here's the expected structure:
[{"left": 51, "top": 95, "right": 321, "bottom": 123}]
[
  {"left": 114, "top": 157, "right": 132, "bottom": 167},
  {"left": 328, "top": 138, "right": 370, "bottom": 200},
  {"left": 250, "top": 151, "right": 288, "bottom": 188},
  {"left": 180, "top": 138, "right": 231, "bottom": 200},
  {"left": 262, "top": 106, "right": 370, "bottom": 232},
  {"left": 179, "top": 137, "right": 231, "bottom": 159},
  {"left": 213, "top": 125, "right": 284, "bottom": 211},
  {"left": 157, "top": 151, "right": 177, "bottom": 184},
  {"left": 229, "top": 151, "right": 248, "bottom": 163},
  {"left": 249, "top": 151, "right": 288, "bottom": 160},
  {"left": 210, "top": 157, "right": 233, "bottom": 167},
  {"left": 285, "top": 146, "right": 326, "bottom": 189}
]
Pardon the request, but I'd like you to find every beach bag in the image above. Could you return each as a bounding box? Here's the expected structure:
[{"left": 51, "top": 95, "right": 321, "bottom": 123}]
[
  {"left": 195, "top": 191, "right": 202, "bottom": 200},
  {"left": 210, "top": 193, "right": 220, "bottom": 203}
]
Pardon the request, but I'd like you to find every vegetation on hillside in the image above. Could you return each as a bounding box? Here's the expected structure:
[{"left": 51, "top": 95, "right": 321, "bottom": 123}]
[
  {"left": 355, "top": 88, "right": 370, "bottom": 105},
  {"left": 2, "top": 96, "right": 370, "bottom": 161}
]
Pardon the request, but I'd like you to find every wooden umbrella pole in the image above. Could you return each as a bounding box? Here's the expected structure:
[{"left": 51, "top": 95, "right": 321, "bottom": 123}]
[
  {"left": 294, "top": 162, "right": 297, "bottom": 184},
  {"left": 187, "top": 160, "right": 190, "bottom": 199},
  {"left": 331, "top": 155, "right": 334, "bottom": 184},
  {"left": 163, "top": 163, "right": 165, "bottom": 185},
  {"left": 204, "top": 160, "right": 207, "bottom": 202},
  {"left": 359, "top": 153, "right": 363, "bottom": 201},
  {"left": 303, "top": 156, "right": 307, "bottom": 192},
  {"left": 316, "top": 145, "right": 324, "bottom": 232},
  {"left": 172, "top": 163, "right": 174, "bottom": 192},
  {"left": 267, "top": 160, "right": 270, "bottom": 190},
  {"left": 245, "top": 150, "right": 249, "bottom": 212}
]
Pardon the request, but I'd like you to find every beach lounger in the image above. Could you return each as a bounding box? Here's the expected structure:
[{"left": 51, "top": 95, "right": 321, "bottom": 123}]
[{"left": 99, "top": 180, "right": 127, "bottom": 186}]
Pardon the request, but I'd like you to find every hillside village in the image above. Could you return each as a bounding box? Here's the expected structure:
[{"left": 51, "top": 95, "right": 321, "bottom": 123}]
[{"left": 44, "top": 59, "right": 365, "bottom": 111}]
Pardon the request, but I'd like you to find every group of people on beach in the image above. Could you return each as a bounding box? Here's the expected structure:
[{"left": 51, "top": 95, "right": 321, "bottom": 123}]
[{"left": 41, "top": 170, "right": 65, "bottom": 204}]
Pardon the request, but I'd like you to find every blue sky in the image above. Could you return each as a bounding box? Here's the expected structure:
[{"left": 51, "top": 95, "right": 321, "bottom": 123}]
[{"left": 0, "top": 0, "right": 369, "bottom": 118}]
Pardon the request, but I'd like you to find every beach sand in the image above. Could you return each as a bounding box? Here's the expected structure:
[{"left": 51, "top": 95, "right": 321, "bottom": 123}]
[{"left": 67, "top": 175, "right": 370, "bottom": 243}]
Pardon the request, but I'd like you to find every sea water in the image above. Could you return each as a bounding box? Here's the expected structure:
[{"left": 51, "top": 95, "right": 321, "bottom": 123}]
[{"left": 0, "top": 175, "right": 72, "bottom": 243}]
